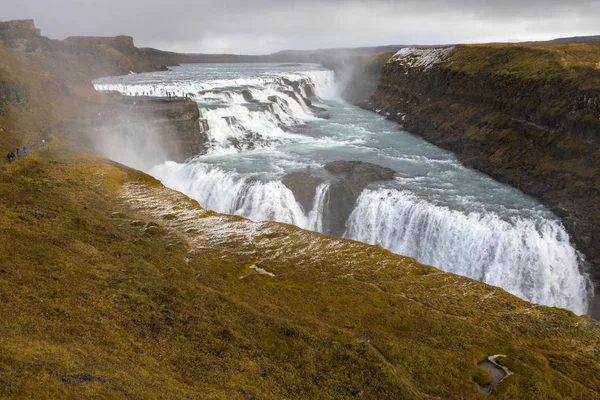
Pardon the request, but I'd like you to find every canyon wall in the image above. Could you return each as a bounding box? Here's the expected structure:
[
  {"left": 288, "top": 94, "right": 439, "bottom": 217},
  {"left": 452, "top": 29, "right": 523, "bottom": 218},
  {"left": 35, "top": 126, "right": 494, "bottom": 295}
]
[
  {"left": 339, "top": 44, "right": 600, "bottom": 315},
  {"left": 85, "top": 94, "right": 208, "bottom": 164}
]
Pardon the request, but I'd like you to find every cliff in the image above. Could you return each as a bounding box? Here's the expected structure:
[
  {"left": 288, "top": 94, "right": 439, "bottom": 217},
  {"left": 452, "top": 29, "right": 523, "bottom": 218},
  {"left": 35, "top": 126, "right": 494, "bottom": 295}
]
[
  {"left": 83, "top": 94, "right": 208, "bottom": 163},
  {"left": 0, "top": 20, "right": 43, "bottom": 52},
  {"left": 348, "top": 44, "right": 600, "bottom": 317},
  {"left": 0, "top": 19, "right": 168, "bottom": 78},
  {"left": 0, "top": 22, "right": 206, "bottom": 163}
]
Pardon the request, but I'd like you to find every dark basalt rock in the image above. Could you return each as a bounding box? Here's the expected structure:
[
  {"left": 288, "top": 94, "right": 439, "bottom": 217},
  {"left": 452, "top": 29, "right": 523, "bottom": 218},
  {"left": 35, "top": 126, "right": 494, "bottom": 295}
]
[
  {"left": 325, "top": 160, "right": 395, "bottom": 186},
  {"left": 324, "top": 161, "right": 395, "bottom": 235},
  {"left": 0, "top": 81, "right": 27, "bottom": 111},
  {"left": 304, "top": 84, "right": 318, "bottom": 101},
  {"left": 242, "top": 89, "right": 259, "bottom": 103},
  {"left": 282, "top": 170, "right": 325, "bottom": 212},
  {"left": 282, "top": 161, "right": 395, "bottom": 236}
]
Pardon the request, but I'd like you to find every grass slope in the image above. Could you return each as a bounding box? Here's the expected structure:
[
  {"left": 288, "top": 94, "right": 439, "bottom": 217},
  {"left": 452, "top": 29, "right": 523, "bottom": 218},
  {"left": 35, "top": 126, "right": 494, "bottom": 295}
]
[
  {"left": 0, "top": 139, "right": 599, "bottom": 399},
  {"left": 446, "top": 43, "right": 600, "bottom": 90}
]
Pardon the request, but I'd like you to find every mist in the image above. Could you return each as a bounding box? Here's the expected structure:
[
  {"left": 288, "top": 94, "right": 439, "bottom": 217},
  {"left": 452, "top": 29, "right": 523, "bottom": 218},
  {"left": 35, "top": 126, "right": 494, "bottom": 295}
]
[{"left": 81, "top": 97, "right": 181, "bottom": 173}]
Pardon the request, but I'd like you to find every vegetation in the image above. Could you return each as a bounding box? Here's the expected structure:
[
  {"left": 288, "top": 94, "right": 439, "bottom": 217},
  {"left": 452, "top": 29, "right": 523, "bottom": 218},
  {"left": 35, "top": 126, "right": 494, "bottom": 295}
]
[
  {"left": 447, "top": 43, "right": 600, "bottom": 90},
  {"left": 1, "top": 140, "right": 600, "bottom": 399}
]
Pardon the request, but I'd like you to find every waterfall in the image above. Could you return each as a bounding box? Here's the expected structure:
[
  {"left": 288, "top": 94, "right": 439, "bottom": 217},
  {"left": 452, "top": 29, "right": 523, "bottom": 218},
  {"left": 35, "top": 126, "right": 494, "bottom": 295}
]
[
  {"left": 94, "top": 69, "right": 335, "bottom": 154},
  {"left": 307, "top": 183, "right": 330, "bottom": 232},
  {"left": 344, "top": 188, "right": 591, "bottom": 314},
  {"left": 150, "top": 162, "right": 331, "bottom": 233},
  {"left": 94, "top": 64, "right": 592, "bottom": 315}
]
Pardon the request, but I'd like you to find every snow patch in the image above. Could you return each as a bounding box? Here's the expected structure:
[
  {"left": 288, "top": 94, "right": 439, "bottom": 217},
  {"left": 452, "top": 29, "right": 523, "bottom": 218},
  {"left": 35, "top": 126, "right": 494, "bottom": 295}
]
[
  {"left": 489, "top": 355, "right": 513, "bottom": 377},
  {"left": 389, "top": 47, "right": 454, "bottom": 71},
  {"left": 250, "top": 265, "right": 276, "bottom": 277}
]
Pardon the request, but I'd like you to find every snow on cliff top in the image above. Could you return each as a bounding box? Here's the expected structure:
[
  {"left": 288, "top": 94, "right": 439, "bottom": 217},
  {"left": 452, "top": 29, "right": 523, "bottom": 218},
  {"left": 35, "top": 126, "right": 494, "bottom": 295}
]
[{"left": 389, "top": 47, "right": 454, "bottom": 70}]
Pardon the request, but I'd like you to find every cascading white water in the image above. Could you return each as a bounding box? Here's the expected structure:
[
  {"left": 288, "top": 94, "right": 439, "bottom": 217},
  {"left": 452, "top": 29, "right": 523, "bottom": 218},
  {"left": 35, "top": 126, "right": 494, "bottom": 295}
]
[
  {"left": 95, "top": 69, "right": 335, "bottom": 154},
  {"left": 307, "top": 183, "right": 330, "bottom": 232},
  {"left": 345, "top": 189, "right": 590, "bottom": 314},
  {"left": 94, "top": 63, "right": 593, "bottom": 315},
  {"left": 149, "top": 162, "right": 329, "bottom": 232}
]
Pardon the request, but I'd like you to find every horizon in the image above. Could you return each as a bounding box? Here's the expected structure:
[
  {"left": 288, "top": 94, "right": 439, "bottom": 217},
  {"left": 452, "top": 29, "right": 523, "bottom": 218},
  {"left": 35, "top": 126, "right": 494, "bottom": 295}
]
[
  {"left": 3, "top": 18, "right": 599, "bottom": 57},
  {"left": 2, "top": 0, "right": 600, "bottom": 54}
]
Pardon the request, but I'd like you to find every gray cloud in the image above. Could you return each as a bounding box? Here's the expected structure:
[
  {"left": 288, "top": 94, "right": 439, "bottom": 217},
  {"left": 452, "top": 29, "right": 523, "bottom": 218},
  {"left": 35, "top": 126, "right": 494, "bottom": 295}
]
[{"left": 2, "top": 0, "right": 599, "bottom": 54}]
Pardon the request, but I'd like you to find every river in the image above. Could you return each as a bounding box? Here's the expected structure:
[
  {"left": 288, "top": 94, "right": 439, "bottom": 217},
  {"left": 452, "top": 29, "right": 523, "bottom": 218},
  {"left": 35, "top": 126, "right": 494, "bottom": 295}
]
[{"left": 94, "top": 62, "right": 592, "bottom": 315}]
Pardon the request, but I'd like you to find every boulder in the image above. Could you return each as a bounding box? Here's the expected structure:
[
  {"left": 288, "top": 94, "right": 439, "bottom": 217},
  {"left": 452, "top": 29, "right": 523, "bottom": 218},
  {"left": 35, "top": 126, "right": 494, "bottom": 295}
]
[
  {"left": 324, "top": 161, "right": 395, "bottom": 235},
  {"left": 242, "top": 89, "right": 259, "bottom": 103},
  {"left": 282, "top": 170, "right": 325, "bottom": 212},
  {"left": 282, "top": 161, "right": 395, "bottom": 235}
]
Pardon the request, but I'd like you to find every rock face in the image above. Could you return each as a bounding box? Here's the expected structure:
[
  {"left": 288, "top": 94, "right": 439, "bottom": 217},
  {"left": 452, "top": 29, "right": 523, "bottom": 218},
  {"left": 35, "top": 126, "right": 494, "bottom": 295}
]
[
  {"left": 86, "top": 94, "right": 208, "bottom": 163},
  {"left": 281, "top": 170, "right": 324, "bottom": 212},
  {"left": 346, "top": 44, "right": 600, "bottom": 317},
  {"left": 324, "top": 161, "right": 395, "bottom": 235},
  {"left": 0, "top": 81, "right": 27, "bottom": 110},
  {"left": 325, "top": 52, "right": 398, "bottom": 106},
  {"left": 283, "top": 161, "right": 395, "bottom": 235},
  {"left": 0, "top": 19, "right": 168, "bottom": 78},
  {"left": 0, "top": 20, "right": 44, "bottom": 51},
  {"left": 63, "top": 36, "right": 138, "bottom": 55}
]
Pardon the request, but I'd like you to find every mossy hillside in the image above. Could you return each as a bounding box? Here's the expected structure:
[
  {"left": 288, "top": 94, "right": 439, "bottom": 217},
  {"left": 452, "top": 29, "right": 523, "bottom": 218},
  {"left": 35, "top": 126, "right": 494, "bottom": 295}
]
[
  {"left": 1, "top": 137, "right": 600, "bottom": 399},
  {"left": 446, "top": 43, "right": 600, "bottom": 90},
  {"left": 0, "top": 43, "right": 113, "bottom": 156}
]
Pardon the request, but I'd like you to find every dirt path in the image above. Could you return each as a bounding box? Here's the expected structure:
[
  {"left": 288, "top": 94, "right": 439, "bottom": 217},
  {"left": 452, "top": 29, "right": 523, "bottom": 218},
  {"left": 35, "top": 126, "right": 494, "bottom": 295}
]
[{"left": 0, "top": 110, "right": 118, "bottom": 168}]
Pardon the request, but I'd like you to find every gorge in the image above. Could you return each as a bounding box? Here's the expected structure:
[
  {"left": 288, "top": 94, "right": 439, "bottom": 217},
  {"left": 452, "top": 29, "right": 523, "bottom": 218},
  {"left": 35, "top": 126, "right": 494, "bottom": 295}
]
[{"left": 93, "top": 62, "right": 593, "bottom": 316}]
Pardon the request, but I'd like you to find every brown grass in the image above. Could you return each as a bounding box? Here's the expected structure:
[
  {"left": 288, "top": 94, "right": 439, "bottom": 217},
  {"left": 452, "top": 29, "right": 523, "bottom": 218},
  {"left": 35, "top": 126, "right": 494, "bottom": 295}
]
[
  {"left": 447, "top": 43, "right": 600, "bottom": 90},
  {"left": 0, "top": 138, "right": 598, "bottom": 399}
]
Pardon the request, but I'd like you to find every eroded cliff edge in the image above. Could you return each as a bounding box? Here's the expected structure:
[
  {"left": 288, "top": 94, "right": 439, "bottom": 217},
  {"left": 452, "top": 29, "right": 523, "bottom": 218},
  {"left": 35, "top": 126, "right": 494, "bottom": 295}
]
[{"left": 339, "top": 44, "right": 600, "bottom": 316}]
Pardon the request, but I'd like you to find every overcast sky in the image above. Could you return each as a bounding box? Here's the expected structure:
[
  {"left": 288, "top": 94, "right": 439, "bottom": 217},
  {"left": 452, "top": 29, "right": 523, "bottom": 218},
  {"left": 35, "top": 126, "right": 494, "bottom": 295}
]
[{"left": 2, "top": 0, "right": 599, "bottom": 54}]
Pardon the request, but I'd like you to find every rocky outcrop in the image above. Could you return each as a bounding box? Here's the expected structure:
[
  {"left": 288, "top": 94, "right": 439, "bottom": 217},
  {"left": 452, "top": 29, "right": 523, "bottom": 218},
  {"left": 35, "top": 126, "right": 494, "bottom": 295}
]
[
  {"left": 0, "top": 81, "right": 26, "bottom": 110},
  {"left": 358, "top": 44, "right": 600, "bottom": 317},
  {"left": 324, "top": 161, "right": 395, "bottom": 235},
  {"left": 0, "top": 20, "right": 45, "bottom": 51},
  {"left": 0, "top": 19, "right": 169, "bottom": 78},
  {"left": 326, "top": 52, "right": 398, "bottom": 105},
  {"left": 281, "top": 170, "right": 324, "bottom": 212},
  {"left": 63, "top": 35, "right": 138, "bottom": 55},
  {"left": 85, "top": 94, "right": 208, "bottom": 163},
  {"left": 283, "top": 161, "right": 395, "bottom": 235}
]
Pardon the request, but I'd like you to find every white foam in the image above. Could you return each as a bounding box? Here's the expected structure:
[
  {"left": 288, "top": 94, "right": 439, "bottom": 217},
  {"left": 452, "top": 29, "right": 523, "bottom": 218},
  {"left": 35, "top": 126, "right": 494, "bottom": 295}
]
[{"left": 344, "top": 188, "right": 591, "bottom": 314}]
